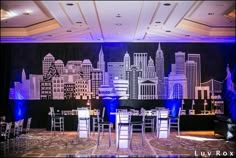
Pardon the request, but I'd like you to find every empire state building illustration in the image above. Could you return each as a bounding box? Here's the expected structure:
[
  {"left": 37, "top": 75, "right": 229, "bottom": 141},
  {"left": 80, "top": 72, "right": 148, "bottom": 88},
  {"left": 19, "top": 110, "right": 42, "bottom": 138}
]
[{"left": 9, "top": 43, "right": 223, "bottom": 100}]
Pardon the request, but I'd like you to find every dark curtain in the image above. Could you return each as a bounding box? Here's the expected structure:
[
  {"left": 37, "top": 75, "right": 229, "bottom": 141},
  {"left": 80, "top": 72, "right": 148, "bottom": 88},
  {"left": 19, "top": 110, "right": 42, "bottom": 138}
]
[{"left": 0, "top": 43, "right": 11, "bottom": 116}]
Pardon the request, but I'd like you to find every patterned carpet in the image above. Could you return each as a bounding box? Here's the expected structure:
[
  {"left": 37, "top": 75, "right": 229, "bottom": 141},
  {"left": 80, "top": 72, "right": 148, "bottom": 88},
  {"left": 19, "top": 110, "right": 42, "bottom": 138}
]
[{"left": 0, "top": 129, "right": 235, "bottom": 157}]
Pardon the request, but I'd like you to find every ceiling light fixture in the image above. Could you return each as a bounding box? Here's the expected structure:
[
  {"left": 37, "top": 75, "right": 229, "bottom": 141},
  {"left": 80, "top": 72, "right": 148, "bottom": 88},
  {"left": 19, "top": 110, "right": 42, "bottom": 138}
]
[
  {"left": 165, "top": 30, "right": 171, "bottom": 32},
  {"left": 116, "top": 14, "right": 121, "bottom": 18},
  {"left": 163, "top": 3, "right": 171, "bottom": 6},
  {"left": 115, "top": 23, "right": 122, "bottom": 26},
  {"left": 66, "top": 3, "right": 74, "bottom": 6},
  {"left": 76, "top": 21, "right": 82, "bottom": 24},
  {"left": 23, "top": 12, "right": 30, "bottom": 16},
  {"left": 155, "top": 21, "right": 161, "bottom": 24}
]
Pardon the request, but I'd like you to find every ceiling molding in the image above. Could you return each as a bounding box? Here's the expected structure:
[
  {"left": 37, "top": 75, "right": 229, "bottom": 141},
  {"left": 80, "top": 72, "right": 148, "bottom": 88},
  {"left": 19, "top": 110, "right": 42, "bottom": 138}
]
[
  {"left": 1, "top": 19, "right": 61, "bottom": 36},
  {"left": 176, "top": 18, "right": 235, "bottom": 36}
]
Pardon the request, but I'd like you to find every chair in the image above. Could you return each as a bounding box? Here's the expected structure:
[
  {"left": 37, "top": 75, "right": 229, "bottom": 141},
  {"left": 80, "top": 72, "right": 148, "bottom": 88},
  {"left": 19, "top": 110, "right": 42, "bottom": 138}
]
[
  {"left": 50, "top": 107, "right": 64, "bottom": 135},
  {"left": 93, "top": 107, "right": 105, "bottom": 134},
  {"left": 169, "top": 107, "right": 181, "bottom": 136},
  {"left": 117, "top": 110, "right": 133, "bottom": 150},
  {"left": 77, "top": 107, "right": 90, "bottom": 138},
  {"left": 0, "top": 122, "right": 12, "bottom": 155},
  {"left": 18, "top": 119, "right": 24, "bottom": 135},
  {"left": 23, "top": 117, "right": 32, "bottom": 134},
  {"left": 131, "top": 108, "right": 145, "bottom": 145},
  {"left": 143, "top": 108, "right": 155, "bottom": 134},
  {"left": 156, "top": 108, "right": 169, "bottom": 138},
  {"left": 96, "top": 109, "right": 113, "bottom": 147}
]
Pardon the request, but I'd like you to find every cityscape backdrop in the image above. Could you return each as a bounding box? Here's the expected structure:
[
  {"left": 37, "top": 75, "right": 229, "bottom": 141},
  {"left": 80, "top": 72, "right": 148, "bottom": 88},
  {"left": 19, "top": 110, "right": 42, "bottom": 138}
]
[{"left": 6, "top": 42, "right": 236, "bottom": 100}]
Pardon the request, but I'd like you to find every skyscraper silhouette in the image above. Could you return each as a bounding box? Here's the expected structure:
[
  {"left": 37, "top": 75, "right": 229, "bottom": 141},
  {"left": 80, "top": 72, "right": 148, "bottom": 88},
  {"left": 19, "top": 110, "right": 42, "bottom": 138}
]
[
  {"left": 155, "top": 43, "right": 165, "bottom": 99},
  {"left": 186, "top": 60, "right": 197, "bottom": 99},
  {"left": 97, "top": 46, "right": 105, "bottom": 84},
  {"left": 188, "top": 54, "right": 201, "bottom": 86}
]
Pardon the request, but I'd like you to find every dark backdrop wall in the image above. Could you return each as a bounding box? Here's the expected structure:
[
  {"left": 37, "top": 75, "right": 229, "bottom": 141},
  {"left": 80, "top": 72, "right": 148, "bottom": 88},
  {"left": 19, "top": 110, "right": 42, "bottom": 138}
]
[
  {"left": 2, "top": 42, "right": 236, "bottom": 87},
  {"left": 0, "top": 42, "right": 236, "bottom": 128}
]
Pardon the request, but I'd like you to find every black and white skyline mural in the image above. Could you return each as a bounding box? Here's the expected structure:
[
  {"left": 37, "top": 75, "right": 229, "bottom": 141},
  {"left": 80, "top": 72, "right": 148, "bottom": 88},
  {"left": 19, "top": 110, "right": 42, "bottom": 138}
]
[{"left": 6, "top": 42, "right": 236, "bottom": 100}]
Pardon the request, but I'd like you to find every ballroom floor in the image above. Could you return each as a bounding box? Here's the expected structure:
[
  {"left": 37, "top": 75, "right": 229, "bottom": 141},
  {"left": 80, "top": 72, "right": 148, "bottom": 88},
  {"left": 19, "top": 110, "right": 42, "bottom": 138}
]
[{"left": 1, "top": 129, "right": 235, "bottom": 157}]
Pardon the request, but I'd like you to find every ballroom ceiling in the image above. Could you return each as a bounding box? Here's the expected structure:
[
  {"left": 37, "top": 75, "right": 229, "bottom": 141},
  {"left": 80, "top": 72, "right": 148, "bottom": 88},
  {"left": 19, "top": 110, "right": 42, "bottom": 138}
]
[{"left": 0, "top": 1, "right": 235, "bottom": 43}]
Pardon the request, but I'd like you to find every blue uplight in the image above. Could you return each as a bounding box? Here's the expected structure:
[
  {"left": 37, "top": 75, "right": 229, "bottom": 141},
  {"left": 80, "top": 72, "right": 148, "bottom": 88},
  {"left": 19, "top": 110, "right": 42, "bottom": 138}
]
[
  {"left": 164, "top": 99, "right": 181, "bottom": 117},
  {"left": 224, "top": 65, "right": 236, "bottom": 122},
  {"left": 13, "top": 91, "right": 26, "bottom": 121},
  {"left": 102, "top": 97, "right": 120, "bottom": 123}
]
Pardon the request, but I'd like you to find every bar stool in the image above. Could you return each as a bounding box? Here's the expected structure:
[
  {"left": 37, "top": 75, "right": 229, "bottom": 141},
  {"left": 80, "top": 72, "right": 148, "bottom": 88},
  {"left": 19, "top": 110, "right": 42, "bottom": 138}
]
[
  {"left": 0, "top": 122, "right": 12, "bottom": 155},
  {"left": 143, "top": 108, "right": 155, "bottom": 134},
  {"left": 96, "top": 109, "right": 112, "bottom": 147},
  {"left": 77, "top": 107, "right": 90, "bottom": 138},
  {"left": 131, "top": 108, "right": 145, "bottom": 145},
  {"left": 117, "top": 110, "right": 133, "bottom": 150},
  {"left": 50, "top": 107, "right": 64, "bottom": 135},
  {"left": 169, "top": 107, "right": 181, "bottom": 136},
  {"left": 93, "top": 107, "right": 105, "bottom": 134}
]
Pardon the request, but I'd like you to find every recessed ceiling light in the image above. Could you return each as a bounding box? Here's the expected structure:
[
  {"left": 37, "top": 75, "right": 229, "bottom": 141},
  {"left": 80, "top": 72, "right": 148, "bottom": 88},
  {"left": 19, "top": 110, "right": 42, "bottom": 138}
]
[
  {"left": 66, "top": 3, "right": 74, "bottom": 6},
  {"left": 115, "top": 23, "right": 122, "bottom": 26},
  {"left": 76, "top": 21, "right": 82, "bottom": 24},
  {"left": 163, "top": 3, "right": 171, "bottom": 6},
  {"left": 165, "top": 30, "right": 171, "bottom": 32},
  {"left": 208, "top": 12, "right": 214, "bottom": 15},
  {"left": 67, "top": 30, "right": 72, "bottom": 32},
  {"left": 116, "top": 14, "right": 121, "bottom": 18},
  {"left": 23, "top": 12, "right": 30, "bottom": 16}
]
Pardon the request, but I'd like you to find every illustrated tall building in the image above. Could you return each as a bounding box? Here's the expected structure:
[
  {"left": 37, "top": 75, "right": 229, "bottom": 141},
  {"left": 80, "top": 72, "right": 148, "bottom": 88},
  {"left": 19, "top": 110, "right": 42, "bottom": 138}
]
[
  {"left": 126, "top": 65, "right": 142, "bottom": 99},
  {"left": 168, "top": 52, "right": 187, "bottom": 99},
  {"left": 42, "top": 53, "right": 55, "bottom": 75},
  {"left": 64, "top": 60, "right": 82, "bottom": 74},
  {"left": 82, "top": 59, "right": 93, "bottom": 80},
  {"left": 97, "top": 46, "right": 105, "bottom": 84},
  {"left": 9, "top": 68, "right": 30, "bottom": 99},
  {"left": 175, "top": 51, "right": 185, "bottom": 75},
  {"left": 124, "top": 51, "right": 131, "bottom": 79},
  {"left": 113, "top": 77, "right": 129, "bottom": 99},
  {"left": 107, "top": 62, "right": 125, "bottom": 85},
  {"left": 155, "top": 43, "right": 165, "bottom": 99},
  {"left": 40, "top": 81, "right": 52, "bottom": 100},
  {"left": 138, "top": 78, "right": 158, "bottom": 100},
  {"left": 64, "top": 75, "right": 75, "bottom": 99},
  {"left": 54, "top": 60, "right": 64, "bottom": 75},
  {"left": 29, "top": 74, "right": 43, "bottom": 99},
  {"left": 133, "top": 53, "right": 147, "bottom": 78},
  {"left": 75, "top": 78, "right": 92, "bottom": 100},
  {"left": 52, "top": 76, "right": 64, "bottom": 99},
  {"left": 188, "top": 54, "right": 201, "bottom": 86},
  {"left": 147, "top": 56, "right": 156, "bottom": 78},
  {"left": 90, "top": 69, "right": 103, "bottom": 99},
  {"left": 185, "top": 60, "right": 197, "bottom": 99}
]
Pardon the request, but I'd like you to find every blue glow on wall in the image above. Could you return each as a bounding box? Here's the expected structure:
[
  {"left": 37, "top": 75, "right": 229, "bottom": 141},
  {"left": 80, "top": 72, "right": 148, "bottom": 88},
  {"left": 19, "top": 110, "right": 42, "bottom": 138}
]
[
  {"left": 13, "top": 91, "right": 26, "bottom": 121},
  {"left": 102, "top": 97, "right": 120, "bottom": 123},
  {"left": 224, "top": 65, "right": 236, "bottom": 122},
  {"left": 164, "top": 99, "right": 181, "bottom": 117}
]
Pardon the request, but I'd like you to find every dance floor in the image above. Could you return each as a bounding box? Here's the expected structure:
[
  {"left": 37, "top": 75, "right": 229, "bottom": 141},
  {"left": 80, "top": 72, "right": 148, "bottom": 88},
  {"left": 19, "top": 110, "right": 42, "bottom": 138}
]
[{"left": 1, "top": 129, "right": 235, "bottom": 157}]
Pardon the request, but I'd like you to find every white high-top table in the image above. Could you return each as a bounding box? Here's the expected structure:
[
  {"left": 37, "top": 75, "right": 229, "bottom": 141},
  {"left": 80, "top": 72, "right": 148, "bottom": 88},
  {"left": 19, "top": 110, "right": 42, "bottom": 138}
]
[{"left": 110, "top": 112, "right": 131, "bottom": 148}]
